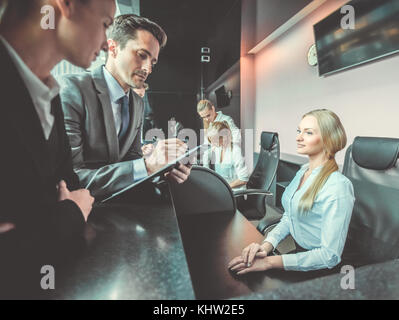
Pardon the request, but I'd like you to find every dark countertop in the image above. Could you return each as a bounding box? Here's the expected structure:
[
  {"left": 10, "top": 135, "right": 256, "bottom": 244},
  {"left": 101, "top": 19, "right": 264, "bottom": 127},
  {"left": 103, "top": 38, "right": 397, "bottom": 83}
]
[
  {"left": 234, "top": 259, "right": 399, "bottom": 300},
  {"left": 54, "top": 202, "right": 195, "bottom": 300},
  {"left": 177, "top": 210, "right": 272, "bottom": 300},
  {"left": 45, "top": 194, "right": 398, "bottom": 300}
]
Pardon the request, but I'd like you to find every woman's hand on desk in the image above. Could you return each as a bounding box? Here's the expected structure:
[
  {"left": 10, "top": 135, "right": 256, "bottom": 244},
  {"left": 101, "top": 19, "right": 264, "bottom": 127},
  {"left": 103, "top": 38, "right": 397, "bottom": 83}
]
[
  {"left": 229, "top": 255, "right": 283, "bottom": 275},
  {"left": 240, "top": 242, "right": 274, "bottom": 267},
  {"left": 227, "top": 248, "right": 267, "bottom": 271},
  {"left": 228, "top": 251, "right": 267, "bottom": 270},
  {"left": 228, "top": 241, "right": 280, "bottom": 275}
]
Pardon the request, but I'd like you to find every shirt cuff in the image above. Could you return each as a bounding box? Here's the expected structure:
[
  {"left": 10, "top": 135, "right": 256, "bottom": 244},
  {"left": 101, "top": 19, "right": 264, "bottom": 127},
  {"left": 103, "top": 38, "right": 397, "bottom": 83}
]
[
  {"left": 263, "top": 236, "right": 279, "bottom": 251},
  {"left": 133, "top": 158, "right": 148, "bottom": 182},
  {"left": 281, "top": 254, "right": 299, "bottom": 271}
]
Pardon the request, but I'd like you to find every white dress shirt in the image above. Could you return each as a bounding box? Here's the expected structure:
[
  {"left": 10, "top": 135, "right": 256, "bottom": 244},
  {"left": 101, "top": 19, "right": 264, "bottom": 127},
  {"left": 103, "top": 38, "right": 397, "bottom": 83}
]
[
  {"left": 102, "top": 66, "right": 147, "bottom": 182},
  {"left": 264, "top": 164, "right": 355, "bottom": 271},
  {"left": 203, "top": 144, "right": 249, "bottom": 190},
  {"left": 0, "top": 36, "right": 59, "bottom": 140},
  {"left": 205, "top": 111, "right": 241, "bottom": 146}
]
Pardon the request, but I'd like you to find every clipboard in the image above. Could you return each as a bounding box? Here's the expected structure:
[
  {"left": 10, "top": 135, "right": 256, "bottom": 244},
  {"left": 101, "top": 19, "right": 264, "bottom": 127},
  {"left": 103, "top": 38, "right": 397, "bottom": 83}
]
[{"left": 101, "top": 144, "right": 208, "bottom": 203}]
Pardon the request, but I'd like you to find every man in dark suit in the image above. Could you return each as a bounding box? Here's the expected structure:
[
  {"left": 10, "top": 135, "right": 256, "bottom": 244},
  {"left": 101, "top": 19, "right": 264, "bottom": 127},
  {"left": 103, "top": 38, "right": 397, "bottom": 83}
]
[
  {"left": 0, "top": 0, "right": 116, "bottom": 298},
  {"left": 60, "top": 14, "right": 191, "bottom": 200}
]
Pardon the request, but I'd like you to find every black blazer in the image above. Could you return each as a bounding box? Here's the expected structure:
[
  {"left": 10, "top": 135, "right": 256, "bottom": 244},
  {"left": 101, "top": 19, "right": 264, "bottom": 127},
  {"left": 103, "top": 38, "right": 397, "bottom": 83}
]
[{"left": 0, "top": 41, "right": 86, "bottom": 297}]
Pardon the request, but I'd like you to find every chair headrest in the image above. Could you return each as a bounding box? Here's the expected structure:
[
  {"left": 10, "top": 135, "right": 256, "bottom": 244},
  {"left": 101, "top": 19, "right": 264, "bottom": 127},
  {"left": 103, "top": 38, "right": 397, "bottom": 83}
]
[
  {"left": 352, "top": 137, "right": 399, "bottom": 170},
  {"left": 260, "top": 131, "right": 278, "bottom": 151}
]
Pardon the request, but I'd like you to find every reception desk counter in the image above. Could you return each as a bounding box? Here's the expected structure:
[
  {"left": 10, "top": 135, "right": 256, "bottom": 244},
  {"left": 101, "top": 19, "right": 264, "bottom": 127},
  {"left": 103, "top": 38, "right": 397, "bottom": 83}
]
[{"left": 48, "top": 191, "right": 399, "bottom": 300}]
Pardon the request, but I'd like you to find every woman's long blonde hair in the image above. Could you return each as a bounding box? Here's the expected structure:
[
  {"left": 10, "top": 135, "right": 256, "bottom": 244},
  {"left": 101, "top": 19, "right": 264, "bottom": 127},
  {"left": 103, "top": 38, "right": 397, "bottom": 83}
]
[
  {"left": 207, "top": 121, "right": 233, "bottom": 149},
  {"left": 299, "top": 109, "right": 347, "bottom": 213}
]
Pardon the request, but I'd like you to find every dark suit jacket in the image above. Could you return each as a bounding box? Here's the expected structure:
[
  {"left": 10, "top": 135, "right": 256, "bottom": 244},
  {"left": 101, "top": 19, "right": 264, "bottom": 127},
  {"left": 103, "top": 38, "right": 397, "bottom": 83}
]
[
  {"left": 60, "top": 66, "right": 144, "bottom": 200},
  {"left": 0, "top": 41, "right": 85, "bottom": 298}
]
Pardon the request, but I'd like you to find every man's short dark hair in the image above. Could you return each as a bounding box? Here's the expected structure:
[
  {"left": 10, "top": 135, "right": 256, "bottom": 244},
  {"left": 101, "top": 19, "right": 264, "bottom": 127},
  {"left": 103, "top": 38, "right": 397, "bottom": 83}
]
[{"left": 107, "top": 14, "right": 167, "bottom": 50}]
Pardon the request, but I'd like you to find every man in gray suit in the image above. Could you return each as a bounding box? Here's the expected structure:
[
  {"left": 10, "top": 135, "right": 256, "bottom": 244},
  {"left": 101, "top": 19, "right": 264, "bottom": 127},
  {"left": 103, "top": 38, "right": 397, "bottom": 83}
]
[{"left": 60, "top": 14, "right": 190, "bottom": 200}]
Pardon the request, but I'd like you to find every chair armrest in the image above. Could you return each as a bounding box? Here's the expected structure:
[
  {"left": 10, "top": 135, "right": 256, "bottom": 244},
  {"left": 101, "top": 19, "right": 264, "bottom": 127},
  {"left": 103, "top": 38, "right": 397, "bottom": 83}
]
[
  {"left": 257, "top": 220, "right": 280, "bottom": 235},
  {"left": 233, "top": 189, "right": 273, "bottom": 198},
  {"left": 256, "top": 206, "right": 283, "bottom": 235}
]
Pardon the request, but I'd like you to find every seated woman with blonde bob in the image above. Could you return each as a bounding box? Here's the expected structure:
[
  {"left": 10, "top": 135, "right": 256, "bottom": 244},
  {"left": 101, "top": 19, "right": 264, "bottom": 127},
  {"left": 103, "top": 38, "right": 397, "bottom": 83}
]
[
  {"left": 202, "top": 121, "right": 249, "bottom": 190},
  {"left": 228, "top": 109, "right": 355, "bottom": 274}
]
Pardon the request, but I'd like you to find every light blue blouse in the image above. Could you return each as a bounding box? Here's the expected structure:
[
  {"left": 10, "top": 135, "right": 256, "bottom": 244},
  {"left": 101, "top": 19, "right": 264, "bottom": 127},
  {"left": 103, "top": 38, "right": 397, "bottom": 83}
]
[
  {"left": 202, "top": 145, "right": 249, "bottom": 190},
  {"left": 264, "top": 164, "right": 355, "bottom": 271}
]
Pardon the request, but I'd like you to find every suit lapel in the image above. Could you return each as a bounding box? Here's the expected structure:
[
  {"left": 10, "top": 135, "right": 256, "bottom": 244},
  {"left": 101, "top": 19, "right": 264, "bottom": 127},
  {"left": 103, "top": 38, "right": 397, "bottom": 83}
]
[
  {"left": 0, "top": 41, "right": 52, "bottom": 185},
  {"left": 119, "top": 89, "right": 142, "bottom": 157},
  {"left": 91, "top": 66, "right": 119, "bottom": 162}
]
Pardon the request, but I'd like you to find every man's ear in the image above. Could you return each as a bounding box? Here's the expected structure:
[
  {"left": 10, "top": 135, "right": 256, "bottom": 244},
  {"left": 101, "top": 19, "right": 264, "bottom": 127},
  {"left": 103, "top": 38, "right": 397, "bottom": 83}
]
[
  {"left": 54, "top": 0, "right": 78, "bottom": 19},
  {"left": 107, "top": 39, "right": 118, "bottom": 58}
]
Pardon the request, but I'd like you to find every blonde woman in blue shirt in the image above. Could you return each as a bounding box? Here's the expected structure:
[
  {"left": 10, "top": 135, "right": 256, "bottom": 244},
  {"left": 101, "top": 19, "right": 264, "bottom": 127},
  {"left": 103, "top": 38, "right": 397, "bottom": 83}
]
[
  {"left": 228, "top": 109, "right": 355, "bottom": 274},
  {"left": 203, "top": 121, "right": 249, "bottom": 190}
]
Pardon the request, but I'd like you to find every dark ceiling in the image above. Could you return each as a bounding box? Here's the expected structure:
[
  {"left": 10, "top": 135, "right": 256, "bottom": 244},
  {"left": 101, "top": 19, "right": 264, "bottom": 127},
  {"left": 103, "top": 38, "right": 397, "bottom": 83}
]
[
  {"left": 141, "top": 0, "right": 241, "bottom": 60},
  {"left": 141, "top": 0, "right": 241, "bottom": 94},
  {"left": 139, "top": 0, "right": 242, "bottom": 134}
]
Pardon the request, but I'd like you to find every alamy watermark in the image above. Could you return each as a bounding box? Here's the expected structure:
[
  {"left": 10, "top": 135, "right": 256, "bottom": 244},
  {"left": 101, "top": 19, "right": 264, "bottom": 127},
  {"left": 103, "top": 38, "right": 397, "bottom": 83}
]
[
  {"left": 40, "top": 5, "right": 55, "bottom": 30},
  {"left": 340, "top": 265, "right": 355, "bottom": 290},
  {"left": 143, "top": 123, "right": 256, "bottom": 166},
  {"left": 40, "top": 265, "right": 55, "bottom": 290},
  {"left": 341, "top": 5, "right": 355, "bottom": 30},
  {"left": 38, "top": 263, "right": 356, "bottom": 292},
  {"left": 39, "top": 4, "right": 356, "bottom": 31}
]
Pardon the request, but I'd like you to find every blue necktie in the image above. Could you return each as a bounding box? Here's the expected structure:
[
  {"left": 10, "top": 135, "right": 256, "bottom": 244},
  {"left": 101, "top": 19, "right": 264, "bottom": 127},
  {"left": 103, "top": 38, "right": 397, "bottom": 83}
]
[{"left": 118, "top": 95, "right": 130, "bottom": 141}]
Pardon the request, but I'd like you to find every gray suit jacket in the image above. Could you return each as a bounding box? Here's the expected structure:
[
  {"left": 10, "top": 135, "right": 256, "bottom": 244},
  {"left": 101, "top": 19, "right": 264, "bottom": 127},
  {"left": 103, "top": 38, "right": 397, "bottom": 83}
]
[{"left": 60, "top": 66, "right": 144, "bottom": 199}]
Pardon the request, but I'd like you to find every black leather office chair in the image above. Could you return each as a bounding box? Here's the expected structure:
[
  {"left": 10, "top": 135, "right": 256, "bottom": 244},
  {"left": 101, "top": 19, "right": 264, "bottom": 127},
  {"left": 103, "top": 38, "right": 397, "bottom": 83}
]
[
  {"left": 342, "top": 136, "right": 399, "bottom": 267},
  {"left": 169, "top": 166, "right": 236, "bottom": 216},
  {"left": 235, "top": 131, "right": 280, "bottom": 221}
]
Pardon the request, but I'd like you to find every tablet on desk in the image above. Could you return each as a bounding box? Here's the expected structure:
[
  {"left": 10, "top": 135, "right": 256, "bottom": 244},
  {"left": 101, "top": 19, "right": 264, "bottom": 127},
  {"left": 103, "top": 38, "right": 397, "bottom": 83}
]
[{"left": 101, "top": 144, "right": 208, "bottom": 203}]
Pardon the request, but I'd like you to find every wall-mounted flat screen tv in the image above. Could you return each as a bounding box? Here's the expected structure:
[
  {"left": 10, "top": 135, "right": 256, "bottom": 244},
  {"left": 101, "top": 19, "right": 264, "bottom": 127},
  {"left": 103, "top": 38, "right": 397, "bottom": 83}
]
[{"left": 314, "top": 0, "right": 399, "bottom": 76}]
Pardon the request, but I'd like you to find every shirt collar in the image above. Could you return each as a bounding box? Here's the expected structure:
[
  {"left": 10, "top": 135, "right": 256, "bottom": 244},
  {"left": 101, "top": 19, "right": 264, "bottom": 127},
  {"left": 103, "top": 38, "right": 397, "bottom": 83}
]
[
  {"left": 103, "top": 66, "right": 128, "bottom": 103},
  {"left": 0, "top": 36, "right": 60, "bottom": 103},
  {"left": 300, "top": 163, "right": 324, "bottom": 175}
]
